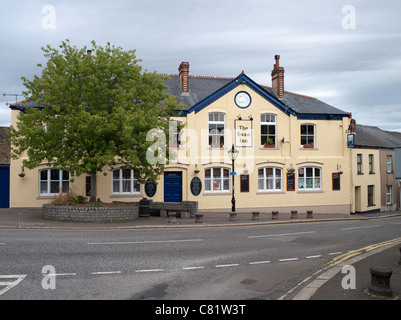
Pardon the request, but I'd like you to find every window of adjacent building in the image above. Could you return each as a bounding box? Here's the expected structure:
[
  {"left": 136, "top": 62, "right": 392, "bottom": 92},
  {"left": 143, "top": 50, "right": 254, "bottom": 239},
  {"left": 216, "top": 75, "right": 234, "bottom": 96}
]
[
  {"left": 357, "top": 154, "right": 363, "bottom": 174},
  {"left": 369, "top": 154, "right": 374, "bottom": 174},
  {"left": 209, "top": 113, "right": 225, "bottom": 148},
  {"left": 386, "top": 185, "right": 393, "bottom": 205},
  {"left": 298, "top": 167, "right": 321, "bottom": 190},
  {"left": 261, "top": 114, "right": 276, "bottom": 147},
  {"left": 258, "top": 167, "right": 282, "bottom": 191},
  {"left": 205, "top": 168, "right": 230, "bottom": 192},
  {"left": 368, "top": 185, "right": 375, "bottom": 206},
  {"left": 387, "top": 155, "right": 393, "bottom": 173},
  {"left": 300, "top": 124, "right": 315, "bottom": 147},
  {"left": 39, "top": 169, "right": 70, "bottom": 195},
  {"left": 112, "top": 169, "right": 141, "bottom": 194}
]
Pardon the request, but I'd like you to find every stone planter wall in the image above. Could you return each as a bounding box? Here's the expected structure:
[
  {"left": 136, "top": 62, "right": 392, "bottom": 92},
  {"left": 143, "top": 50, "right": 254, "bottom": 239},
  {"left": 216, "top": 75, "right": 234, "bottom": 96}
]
[{"left": 42, "top": 203, "right": 139, "bottom": 223}]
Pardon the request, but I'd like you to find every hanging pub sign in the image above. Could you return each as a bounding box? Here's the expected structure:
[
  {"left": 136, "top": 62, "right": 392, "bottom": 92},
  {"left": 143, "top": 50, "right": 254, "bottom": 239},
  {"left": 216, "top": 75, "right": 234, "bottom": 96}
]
[
  {"left": 347, "top": 133, "right": 355, "bottom": 148},
  {"left": 234, "top": 119, "right": 253, "bottom": 148}
]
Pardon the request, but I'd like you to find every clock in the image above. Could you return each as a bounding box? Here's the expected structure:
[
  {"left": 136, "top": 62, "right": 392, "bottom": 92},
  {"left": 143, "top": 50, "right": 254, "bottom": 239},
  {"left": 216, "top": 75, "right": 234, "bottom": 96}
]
[{"left": 235, "top": 91, "right": 251, "bottom": 109}]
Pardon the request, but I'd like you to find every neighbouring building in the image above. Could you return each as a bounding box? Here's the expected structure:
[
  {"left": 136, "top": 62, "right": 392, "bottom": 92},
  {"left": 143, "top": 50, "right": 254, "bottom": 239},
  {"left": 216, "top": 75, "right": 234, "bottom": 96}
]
[
  {"left": 10, "top": 55, "right": 355, "bottom": 214},
  {"left": 352, "top": 124, "right": 401, "bottom": 213},
  {"left": 0, "top": 127, "right": 10, "bottom": 208}
]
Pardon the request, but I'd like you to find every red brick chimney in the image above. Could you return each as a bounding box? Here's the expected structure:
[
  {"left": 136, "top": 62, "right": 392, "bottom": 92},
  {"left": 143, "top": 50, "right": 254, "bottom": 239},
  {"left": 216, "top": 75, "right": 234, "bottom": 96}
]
[
  {"left": 179, "top": 62, "right": 190, "bottom": 94},
  {"left": 271, "top": 55, "right": 284, "bottom": 99}
]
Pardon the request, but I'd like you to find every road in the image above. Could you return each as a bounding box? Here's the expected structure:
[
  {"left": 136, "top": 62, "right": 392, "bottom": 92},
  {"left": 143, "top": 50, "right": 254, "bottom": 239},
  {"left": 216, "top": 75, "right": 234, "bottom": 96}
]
[{"left": 0, "top": 216, "right": 400, "bottom": 300}]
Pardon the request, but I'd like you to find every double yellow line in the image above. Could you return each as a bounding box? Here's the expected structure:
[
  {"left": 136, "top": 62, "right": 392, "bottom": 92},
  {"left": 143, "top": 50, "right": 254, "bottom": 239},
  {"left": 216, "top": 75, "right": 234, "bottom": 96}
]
[{"left": 279, "top": 237, "right": 401, "bottom": 300}]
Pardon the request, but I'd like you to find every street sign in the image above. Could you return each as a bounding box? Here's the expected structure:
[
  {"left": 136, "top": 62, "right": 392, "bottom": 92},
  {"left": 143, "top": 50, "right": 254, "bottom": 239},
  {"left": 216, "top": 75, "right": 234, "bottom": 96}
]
[{"left": 230, "top": 172, "right": 237, "bottom": 176}]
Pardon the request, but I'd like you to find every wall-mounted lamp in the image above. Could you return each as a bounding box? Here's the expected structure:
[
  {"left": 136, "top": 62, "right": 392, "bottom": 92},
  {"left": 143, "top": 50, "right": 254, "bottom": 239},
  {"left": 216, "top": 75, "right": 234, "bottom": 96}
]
[
  {"left": 18, "top": 166, "right": 25, "bottom": 178},
  {"left": 281, "top": 137, "right": 289, "bottom": 144},
  {"left": 194, "top": 164, "right": 200, "bottom": 174},
  {"left": 237, "top": 115, "right": 242, "bottom": 120},
  {"left": 248, "top": 115, "right": 253, "bottom": 121}
]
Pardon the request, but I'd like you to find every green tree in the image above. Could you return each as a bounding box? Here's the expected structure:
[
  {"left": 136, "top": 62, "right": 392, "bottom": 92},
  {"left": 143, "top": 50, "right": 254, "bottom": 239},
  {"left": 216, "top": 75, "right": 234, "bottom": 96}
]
[{"left": 9, "top": 40, "right": 182, "bottom": 202}]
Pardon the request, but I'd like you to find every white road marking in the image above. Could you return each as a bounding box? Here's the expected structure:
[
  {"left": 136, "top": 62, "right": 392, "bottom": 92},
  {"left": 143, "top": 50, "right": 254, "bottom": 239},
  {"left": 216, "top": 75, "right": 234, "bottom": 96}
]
[
  {"left": 279, "top": 258, "right": 299, "bottom": 262},
  {"left": 305, "top": 255, "right": 322, "bottom": 259},
  {"left": 135, "top": 269, "right": 164, "bottom": 273},
  {"left": 0, "top": 275, "right": 27, "bottom": 297},
  {"left": 328, "top": 252, "right": 343, "bottom": 255},
  {"left": 249, "top": 260, "right": 271, "bottom": 265},
  {"left": 215, "top": 264, "right": 240, "bottom": 268},
  {"left": 91, "top": 271, "right": 121, "bottom": 275},
  {"left": 182, "top": 266, "right": 204, "bottom": 270},
  {"left": 341, "top": 225, "right": 380, "bottom": 231},
  {"left": 88, "top": 239, "right": 203, "bottom": 245},
  {"left": 48, "top": 273, "right": 77, "bottom": 276},
  {"left": 248, "top": 231, "right": 316, "bottom": 239}
]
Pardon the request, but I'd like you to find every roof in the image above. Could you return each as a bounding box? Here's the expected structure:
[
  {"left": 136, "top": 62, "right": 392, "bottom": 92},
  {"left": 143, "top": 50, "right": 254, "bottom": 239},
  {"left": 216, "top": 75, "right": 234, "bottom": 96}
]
[
  {"left": 164, "top": 73, "right": 349, "bottom": 119},
  {"left": 0, "top": 127, "right": 9, "bottom": 142},
  {"left": 10, "top": 72, "right": 350, "bottom": 120},
  {"left": 355, "top": 124, "right": 401, "bottom": 149}
]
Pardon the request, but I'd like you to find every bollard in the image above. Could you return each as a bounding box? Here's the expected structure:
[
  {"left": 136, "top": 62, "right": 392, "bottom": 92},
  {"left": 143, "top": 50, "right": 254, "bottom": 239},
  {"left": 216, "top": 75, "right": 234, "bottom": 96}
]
[
  {"left": 291, "top": 210, "right": 298, "bottom": 219},
  {"left": 168, "top": 212, "right": 177, "bottom": 224},
  {"left": 229, "top": 212, "right": 238, "bottom": 221},
  {"left": 368, "top": 266, "right": 393, "bottom": 297},
  {"left": 306, "top": 210, "right": 313, "bottom": 219},
  {"left": 195, "top": 213, "right": 204, "bottom": 223},
  {"left": 272, "top": 211, "right": 279, "bottom": 220},
  {"left": 252, "top": 212, "right": 260, "bottom": 221}
]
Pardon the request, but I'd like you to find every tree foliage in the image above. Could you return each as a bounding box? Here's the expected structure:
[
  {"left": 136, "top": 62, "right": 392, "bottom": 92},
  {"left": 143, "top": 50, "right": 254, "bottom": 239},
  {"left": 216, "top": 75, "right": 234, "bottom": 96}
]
[{"left": 9, "top": 40, "right": 183, "bottom": 201}]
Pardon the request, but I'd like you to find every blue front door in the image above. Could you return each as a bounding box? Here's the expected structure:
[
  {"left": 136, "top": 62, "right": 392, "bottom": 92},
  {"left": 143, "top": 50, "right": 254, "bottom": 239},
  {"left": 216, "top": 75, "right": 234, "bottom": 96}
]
[
  {"left": 0, "top": 166, "right": 10, "bottom": 208},
  {"left": 164, "top": 172, "right": 182, "bottom": 203}
]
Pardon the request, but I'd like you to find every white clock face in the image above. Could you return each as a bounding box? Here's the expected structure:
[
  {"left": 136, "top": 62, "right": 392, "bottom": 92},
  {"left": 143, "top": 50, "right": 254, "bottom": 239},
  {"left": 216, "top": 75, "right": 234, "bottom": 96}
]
[{"left": 235, "top": 92, "right": 251, "bottom": 108}]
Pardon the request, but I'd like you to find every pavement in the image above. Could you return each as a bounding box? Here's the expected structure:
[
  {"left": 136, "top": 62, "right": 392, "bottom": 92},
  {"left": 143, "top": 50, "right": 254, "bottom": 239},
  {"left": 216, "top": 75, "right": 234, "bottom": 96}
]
[{"left": 1, "top": 207, "right": 401, "bottom": 300}]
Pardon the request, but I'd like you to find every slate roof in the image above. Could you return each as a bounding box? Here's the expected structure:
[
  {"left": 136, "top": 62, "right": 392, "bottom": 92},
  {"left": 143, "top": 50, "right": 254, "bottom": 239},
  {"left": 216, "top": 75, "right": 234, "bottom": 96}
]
[
  {"left": 11, "top": 72, "right": 349, "bottom": 118},
  {"left": 355, "top": 124, "right": 401, "bottom": 149},
  {"left": 163, "top": 74, "right": 349, "bottom": 116}
]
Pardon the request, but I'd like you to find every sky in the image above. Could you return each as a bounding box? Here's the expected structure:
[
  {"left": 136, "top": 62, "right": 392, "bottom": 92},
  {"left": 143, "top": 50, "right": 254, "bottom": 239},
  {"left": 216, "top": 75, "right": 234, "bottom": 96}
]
[{"left": 1, "top": 0, "right": 400, "bottom": 131}]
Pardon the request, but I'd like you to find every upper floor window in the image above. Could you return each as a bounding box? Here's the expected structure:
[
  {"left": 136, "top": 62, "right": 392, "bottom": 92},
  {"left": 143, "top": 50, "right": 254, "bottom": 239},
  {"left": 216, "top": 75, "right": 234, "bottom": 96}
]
[
  {"left": 168, "top": 121, "right": 182, "bottom": 148},
  {"left": 112, "top": 169, "right": 141, "bottom": 194},
  {"left": 209, "top": 113, "right": 225, "bottom": 148},
  {"left": 357, "top": 154, "right": 363, "bottom": 174},
  {"left": 205, "top": 168, "right": 230, "bottom": 192},
  {"left": 369, "top": 154, "right": 374, "bottom": 174},
  {"left": 298, "top": 167, "right": 321, "bottom": 190},
  {"left": 261, "top": 114, "right": 276, "bottom": 148},
  {"left": 387, "top": 155, "right": 393, "bottom": 173},
  {"left": 258, "top": 167, "right": 282, "bottom": 191},
  {"left": 39, "top": 169, "right": 70, "bottom": 196},
  {"left": 300, "top": 124, "right": 315, "bottom": 148}
]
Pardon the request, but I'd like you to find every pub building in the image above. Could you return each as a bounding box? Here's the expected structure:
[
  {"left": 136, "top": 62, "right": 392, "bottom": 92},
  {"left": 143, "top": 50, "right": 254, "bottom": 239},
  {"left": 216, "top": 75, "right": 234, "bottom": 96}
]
[{"left": 9, "top": 56, "right": 353, "bottom": 214}]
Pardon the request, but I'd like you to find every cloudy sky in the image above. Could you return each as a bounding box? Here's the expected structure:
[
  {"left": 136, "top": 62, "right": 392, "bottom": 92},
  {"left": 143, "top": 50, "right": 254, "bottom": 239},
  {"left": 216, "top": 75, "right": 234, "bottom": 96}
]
[{"left": 1, "top": 0, "right": 400, "bottom": 130}]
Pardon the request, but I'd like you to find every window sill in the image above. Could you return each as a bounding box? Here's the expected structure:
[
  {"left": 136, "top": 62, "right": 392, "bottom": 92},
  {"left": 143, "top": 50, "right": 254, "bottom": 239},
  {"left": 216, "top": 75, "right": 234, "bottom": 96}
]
[
  {"left": 260, "top": 146, "right": 279, "bottom": 150},
  {"left": 257, "top": 191, "right": 285, "bottom": 194},
  {"left": 299, "top": 146, "right": 318, "bottom": 150},
  {"left": 37, "top": 195, "right": 57, "bottom": 200},
  {"left": 110, "top": 194, "right": 143, "bottom": 198},
  {"left": 203, "top": 192, "right": 231, "bottom": 196},
  {"left": 297, "top": 189, "right": 323, "bottom": 194}
]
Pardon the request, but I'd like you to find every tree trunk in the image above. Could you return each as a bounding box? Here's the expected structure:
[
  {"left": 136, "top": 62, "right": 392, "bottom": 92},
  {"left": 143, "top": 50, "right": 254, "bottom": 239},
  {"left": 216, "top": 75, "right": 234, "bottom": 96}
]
[{"left": 90, "top": 173, "right": 97, "bottom": 202}]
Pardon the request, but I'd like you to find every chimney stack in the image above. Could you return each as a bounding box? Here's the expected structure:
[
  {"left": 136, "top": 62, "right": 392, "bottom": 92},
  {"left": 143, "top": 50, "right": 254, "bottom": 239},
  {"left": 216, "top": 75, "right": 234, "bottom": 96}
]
[
  {"left": 179, "top": 62, "right": 190, "bottom": 94},
  {"left": 271, "top": 55, "right": 285, "bottom": 99}
]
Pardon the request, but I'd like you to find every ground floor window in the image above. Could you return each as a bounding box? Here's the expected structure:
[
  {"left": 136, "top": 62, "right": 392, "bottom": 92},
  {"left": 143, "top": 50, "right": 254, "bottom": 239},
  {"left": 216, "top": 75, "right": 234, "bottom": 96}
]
[
  {"left": 368, "top": 185, "right": 375, "bottom": 206},
  {"left": 298, "top": 167, "right": 321, "bottom": 190},
  {"left": 386, "top": 185, "right": 393, "bottom": 205},
  {"left": 112, "top": 169, "right": 141, "bottom": 194},
  {"left": 205, "top": 168, "right": 230, "bottom": 192},
  {"left": 258, "top": 167, "right": 282, "bottom": 191},
  {"left": 39, "top": 169, "right": 70, "bottom": 196}
]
